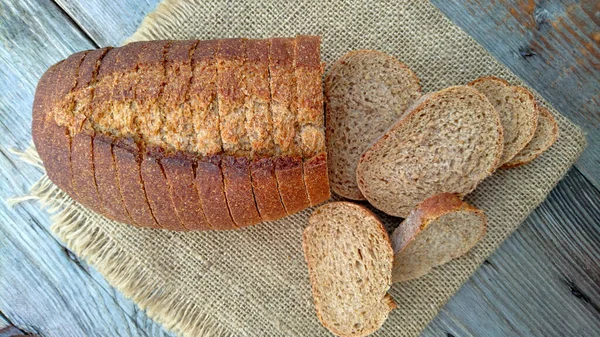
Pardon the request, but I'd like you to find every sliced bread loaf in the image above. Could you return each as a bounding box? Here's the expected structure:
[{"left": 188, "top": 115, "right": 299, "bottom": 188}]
[
  {"left": 325, "top": 50, "right": 421, "bottom": 200},
  {"left": 468, "top": 76, "right": 538, "bottom": 167},
  {"left": 391, "top": 193, "right": 486, "bottom": 282},
  {"left": 502, "top": 106, "right": 558, "bottom": 168},
  {"left": 356, "top": 86, "right": 503, "bottom": 218},
  {"left": 303, "top": 202, "right": 396, "bottom": 337}
]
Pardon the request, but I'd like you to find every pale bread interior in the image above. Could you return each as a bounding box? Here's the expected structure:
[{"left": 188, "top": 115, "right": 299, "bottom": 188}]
[
  {"left": 357, "top": 86, "right": 502, "bottom": 217},
  {"left": 304, "top": 202, "right": 394, "bottom": 337},
  {"left": 470, "top": 78, "right": 537, "bottom": 166},
  {"left": 503, "top": 106, "right": 558, "bottom": 168},
  {"left": 325, "top": 50, "right": 421, "bottom": 200}
]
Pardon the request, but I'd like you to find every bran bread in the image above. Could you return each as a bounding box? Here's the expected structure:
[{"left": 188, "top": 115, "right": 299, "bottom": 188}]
[
  {"left": 356, "top": 86, "right": 503, "bottom": 217},
  {"left": 325, "top": 50, "right": 421, "bottom": 200},
  {"left": 32, "top": 37, "right": 328, "bottom": 230},
  {"left": 303, "top": 202, "right": 396, "bottom": 337},
  {"left": 502, "top": 106, "right": 558, "bottom": 168},
  {"left": 391, "top": 193, "right": 486, "bottom": 282},
  {"left": 468, "top": 76, "right": 538, "bottom": 167}
]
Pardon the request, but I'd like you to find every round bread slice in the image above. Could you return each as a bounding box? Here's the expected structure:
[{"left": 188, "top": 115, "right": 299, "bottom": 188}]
[
  {"left": 391, "top": 193, "right": 486, "bottom": 282},
  {"left": 502, "top": 106, "right": 559, "bottom": 168},
  {"left": 325, "top": 50, "right": 421, "bottom": 200},
  {"left": 356, "top": 86, "right": 503, "bottom": 218},
  {"left": 469, "top": 76, "right": 539, "bottom": 167},
  {"left": 303, "top": 202, "right": 396, "bottom": 337}
]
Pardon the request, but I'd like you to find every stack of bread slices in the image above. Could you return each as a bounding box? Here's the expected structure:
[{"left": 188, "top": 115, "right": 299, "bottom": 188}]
[{"left": 302, "top": 50, "right": 558, "bottom": 336}]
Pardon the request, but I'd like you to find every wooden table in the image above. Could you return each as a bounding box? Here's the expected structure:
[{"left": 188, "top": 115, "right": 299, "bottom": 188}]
[{"left": 0, "top": 1, "right": 598, "bottom": 336}]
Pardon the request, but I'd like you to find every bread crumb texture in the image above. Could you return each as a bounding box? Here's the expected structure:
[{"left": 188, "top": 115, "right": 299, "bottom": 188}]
[{"left": 303, "top": 202, "right": 395, "bottom": 337}]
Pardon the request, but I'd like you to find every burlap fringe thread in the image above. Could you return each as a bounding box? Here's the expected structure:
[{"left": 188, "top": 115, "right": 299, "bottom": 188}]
[{"left": 9, "top": 147, "right": 235, "bottom": 337}]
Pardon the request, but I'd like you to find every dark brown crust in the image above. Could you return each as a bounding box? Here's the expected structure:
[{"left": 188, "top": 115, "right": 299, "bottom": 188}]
[
  {"left": 222, "top": 156, "right": 262, "bottom": 227},
  {"left": 195, "top": 155, "right": 236, "bottom": 230},
  {"left": 113, "top": 138, "right": 158, "bottom": 228},
  {"left": 275, "top": 156, "right": 310, "bottom": 214},
  {"left": 250, "top": 158, "right": 287, "bottom": 220},
  {"left": 93, "top": 135, "right": 133, "bottom": 224},
  {"left": 43, "top": 121, "right": 75, "bottom": 196},
  {"left": 69, "top": 49, "right": 110, "bottom": 214},
  {"left": 162, "top": 154, "right": 212, "bottom": 230},
  {"left": 140, "top": 148, "right": 185, "bottom": 230},
  {"left": 41, "top": 51, "right": 87, "bottom": 196},
  {"left": 303, "top": 153, "right": 331, "bottom": 206},
  {"left": 71, "top": 132, "right": 104, "bottom": 213},
  {"left": 32, "top": 61, "right": 61, "bottom": 152},
  {"left": 246, "top": 39, "right": 287, "bottom": 220}
]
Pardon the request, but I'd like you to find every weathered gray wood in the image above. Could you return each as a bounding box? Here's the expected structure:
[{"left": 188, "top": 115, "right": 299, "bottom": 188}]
[
  {"left": 422, "top": 167, "right": 600, "bottom": 337},
  {"left": 0, "top": 1, "right": 174, "bottom": 336},
  {"left": 431, "top": 0, "right": 600, "bottom": 191},
  {"left": 54, "top": 0, "right": 161, "bottom": 47}
]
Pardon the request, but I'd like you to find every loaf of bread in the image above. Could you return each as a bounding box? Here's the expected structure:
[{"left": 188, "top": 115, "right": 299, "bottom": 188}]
[{"left": 32, "top": 36, "right": 330, "bottom": 230}]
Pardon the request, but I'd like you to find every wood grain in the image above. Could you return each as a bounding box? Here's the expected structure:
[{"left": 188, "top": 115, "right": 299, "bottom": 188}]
[
  {"left": 54, "top": 0, "right": 160, "bottom": 47},
  {"left": 0, "top": 0, "right": 598, "bottom": 336},
  {"left": 431, "top": 0, "right": 600, "bottom": 190}
]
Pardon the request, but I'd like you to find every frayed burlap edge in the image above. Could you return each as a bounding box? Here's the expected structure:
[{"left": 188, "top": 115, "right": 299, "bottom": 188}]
[{"left": 123, "top": 0, "right": 192, "bottom": 45}]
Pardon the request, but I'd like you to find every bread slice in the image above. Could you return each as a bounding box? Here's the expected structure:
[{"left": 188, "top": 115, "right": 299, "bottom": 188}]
[
  {"left": 195, "top": 155, "right": 237, "bottom": 230},
  {"left": 93, "top": 134, "right": 134, "bottom": 225},
  {"left": 356, "top": 86, "right": 503, "bottom": 218},
  {"left": 269, "top": 38, "right": 311, "bottom": 214},
  {"left": 303, "top": 202, "right": 396, "bottom": 337},
  {"left": 246, "top": 38, "right": 287, "bottom": 220},
  {"left": 113, "top": 138, "right": 158, "bottom": 228},
  {"left": 163, "top": 154, "right": 212, "bottom": 230},
  {"left": 391, "top": 193, "right": 486, "bottom": 282},
  {"left": 502, "top": 106, "right": 558, "bottom": 168},
  {"left": 325, "top": 50, "right": 421, "bottom": 200},
  {"left": 40, "top": 51, "right": 87, "bottom": 198},
  {"left": 468, "top": 76, "right": 538, "bottom": 166},
  {"left": 141, "top": 149, "right": 185, "bottom": 230}
]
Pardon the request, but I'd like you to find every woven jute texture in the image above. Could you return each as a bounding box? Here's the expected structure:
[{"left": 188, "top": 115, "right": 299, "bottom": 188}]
[{"left": 22, "top": 0, "right": 586, "bottom": 336}]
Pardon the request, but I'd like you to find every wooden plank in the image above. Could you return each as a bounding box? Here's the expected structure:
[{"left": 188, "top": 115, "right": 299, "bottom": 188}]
[
  {"left": 0, "top": 1, "right": 173, "bottom": 336},
  {"left": 422, "top": 167, "right": 600, "bottom": 337},
  {"left": 54, "top": 0, "right": 161, "bottom": 47},
  {"left": 431, "top": 0, "right": 600, "bottom": 190}
]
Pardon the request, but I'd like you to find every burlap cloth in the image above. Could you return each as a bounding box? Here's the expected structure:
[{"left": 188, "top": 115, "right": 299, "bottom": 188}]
[{"left": 19, "top": 0, "right": 587, "bottom": 336}]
